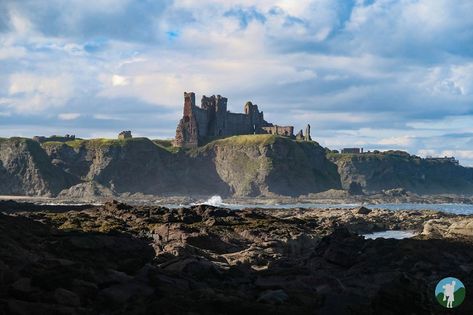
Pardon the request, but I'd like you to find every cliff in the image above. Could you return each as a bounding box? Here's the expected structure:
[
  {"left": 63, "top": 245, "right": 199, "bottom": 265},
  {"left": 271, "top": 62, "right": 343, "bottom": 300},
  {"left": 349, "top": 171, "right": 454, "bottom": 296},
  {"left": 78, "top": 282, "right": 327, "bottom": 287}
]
[
  {"left": 32, "top": 135, "right": 340, "bottom": 197},
  {"left": 1, "top": 136, "right": 472, "bottom": 198},
  {"left": 189, "top": 135, "right": 340, "bottom": 196},
  {"left": 329, "top": 150, "right": 473, "bottom": 194},
  {"left": 0, "top": 138, "right": 76, "bottom": 196},
  {"left": 43, "top": 138, "right": 178, "bottom": 196}
]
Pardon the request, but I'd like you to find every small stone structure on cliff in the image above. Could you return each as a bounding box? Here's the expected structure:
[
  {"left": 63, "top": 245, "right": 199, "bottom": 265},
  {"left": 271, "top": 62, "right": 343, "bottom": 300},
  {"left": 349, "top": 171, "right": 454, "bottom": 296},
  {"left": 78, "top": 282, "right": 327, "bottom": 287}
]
[
  {"left": 174, "top": 92, "right": 311, "bottom": 148},
  {"left": 118, "top": 131, "right": 132, "bottom": 140},
  {"left": 33, "top": 134, "right": 76, "bottom": 143},
  {"left": 341, "top": 148, "right": 363, "bottom": 154}
]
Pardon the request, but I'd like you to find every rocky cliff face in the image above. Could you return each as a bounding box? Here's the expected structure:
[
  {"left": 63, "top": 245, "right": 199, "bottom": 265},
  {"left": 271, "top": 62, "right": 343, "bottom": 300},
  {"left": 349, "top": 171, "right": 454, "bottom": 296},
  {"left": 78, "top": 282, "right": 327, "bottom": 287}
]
[
  {"left": 2, "top": 136, "right": 473, "bottom": 197},
  {"left": 0, "top": 138, "right": 76, "bottom": 196},
  {"left": 191, "top": 135, "right": 341, "bottom": 196},
  {"left": 43, "top": 138, "right": 177, "bottom": 196},
  {"left": 11, "top": 135, "right": 340, "bottom": 197},
  {"left": 329, "top": 150, "right": 473, "bottom": 194}
]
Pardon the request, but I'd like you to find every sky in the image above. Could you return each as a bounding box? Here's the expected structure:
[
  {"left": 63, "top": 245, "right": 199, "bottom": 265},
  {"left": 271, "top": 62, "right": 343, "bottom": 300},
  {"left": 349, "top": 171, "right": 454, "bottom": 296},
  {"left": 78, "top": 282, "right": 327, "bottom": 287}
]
[{"left": 1, "top": 0, "right": 473, "bottom": 164}]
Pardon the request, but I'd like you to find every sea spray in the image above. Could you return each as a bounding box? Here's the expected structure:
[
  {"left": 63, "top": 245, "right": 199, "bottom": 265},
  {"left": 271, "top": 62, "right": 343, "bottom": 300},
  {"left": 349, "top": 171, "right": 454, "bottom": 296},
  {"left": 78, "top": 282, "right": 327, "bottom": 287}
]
[{"left": 203, "top": 195, "right": 225, "bottom": 207}]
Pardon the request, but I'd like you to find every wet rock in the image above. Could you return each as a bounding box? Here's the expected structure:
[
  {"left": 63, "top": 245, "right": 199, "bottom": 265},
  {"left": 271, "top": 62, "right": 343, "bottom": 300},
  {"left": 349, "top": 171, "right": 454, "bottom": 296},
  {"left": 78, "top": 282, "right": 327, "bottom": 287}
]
[
  {"left": 7, "top": 299, "right": 79, "bottom": 315},
  {"left": 2, "top": 200, "right": 473, "bottom": 314},
  {"left": 11, "top": 278, "right": 35, "bottom": 294},
  {"left": 99, "top": 282, "right": 154, "bottom": 304},
  {"left": 257, "top": 289, "right": 289, "bottom": 304},
  {"left": 104, "top": 200, "right": 133, "bottom": 212},
  {"left": 54, "top": 288, "right": 80, "bottom": 307},
  {"left": 318, "top": 229, "right": 362, "bottom": 268}
]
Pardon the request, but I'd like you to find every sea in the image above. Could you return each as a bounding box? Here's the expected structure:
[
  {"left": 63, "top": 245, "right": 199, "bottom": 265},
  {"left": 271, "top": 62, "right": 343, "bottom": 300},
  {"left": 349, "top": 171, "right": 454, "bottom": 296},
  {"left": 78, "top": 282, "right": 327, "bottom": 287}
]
[{"left": 166, "top": 195, "right": 473, "bottom": 215}]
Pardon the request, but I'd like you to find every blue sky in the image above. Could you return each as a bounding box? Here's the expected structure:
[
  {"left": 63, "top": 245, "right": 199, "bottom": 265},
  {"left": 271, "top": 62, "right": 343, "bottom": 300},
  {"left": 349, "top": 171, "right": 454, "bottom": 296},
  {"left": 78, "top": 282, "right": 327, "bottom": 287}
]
[{"left": 1, "top": 0, "right": 473, "bottom": 164}]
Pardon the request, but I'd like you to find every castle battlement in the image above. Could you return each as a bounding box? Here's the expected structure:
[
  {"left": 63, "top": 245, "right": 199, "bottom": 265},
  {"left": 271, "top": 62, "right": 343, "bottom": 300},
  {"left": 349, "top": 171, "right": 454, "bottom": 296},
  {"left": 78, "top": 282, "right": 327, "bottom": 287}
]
[{"left": 173, "top": 92, "right": 310, "bottom": 148}]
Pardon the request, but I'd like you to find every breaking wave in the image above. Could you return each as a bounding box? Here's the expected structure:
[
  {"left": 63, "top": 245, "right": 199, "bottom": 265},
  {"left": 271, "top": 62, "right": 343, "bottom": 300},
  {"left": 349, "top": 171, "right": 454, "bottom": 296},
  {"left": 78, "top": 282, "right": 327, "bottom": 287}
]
[{"left": 202, "top": 195, "right": 226, "bottom": 207}]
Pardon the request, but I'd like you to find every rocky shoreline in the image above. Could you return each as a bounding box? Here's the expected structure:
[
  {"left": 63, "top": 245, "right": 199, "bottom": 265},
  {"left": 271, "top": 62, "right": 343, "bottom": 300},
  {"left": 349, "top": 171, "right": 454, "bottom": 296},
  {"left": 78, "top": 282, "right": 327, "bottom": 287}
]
[{"left": 1, "top": 200, "right": 473, "bottom": 314}]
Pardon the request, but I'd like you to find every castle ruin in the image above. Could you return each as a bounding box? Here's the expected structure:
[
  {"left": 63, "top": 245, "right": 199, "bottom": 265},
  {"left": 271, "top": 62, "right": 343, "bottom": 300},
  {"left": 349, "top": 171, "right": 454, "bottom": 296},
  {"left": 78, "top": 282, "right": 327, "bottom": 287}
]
[
  {"left": 174, "top": 92, "right": 310, "bottom": 148},
  {"left": 118, "top": 130, "right": 132, "bottom": 140}
]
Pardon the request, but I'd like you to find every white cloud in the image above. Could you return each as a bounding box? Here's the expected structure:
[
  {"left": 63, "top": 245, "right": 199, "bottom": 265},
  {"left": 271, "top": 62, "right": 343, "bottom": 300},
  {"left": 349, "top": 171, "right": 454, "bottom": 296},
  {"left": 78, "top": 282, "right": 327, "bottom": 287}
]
[
  {"left": 98, "top": 51, "right": 318, "bottom": 108},
  {"left": 6, "top": 73, "right": 74, "bottom": 112},
  {"left": 58, "top": 113, "right": 81, "bottom": 120},
  {"left": 0, "top": 46, "right": 27, "bottom": 60},
  {"left": 10, "top": 11, "right": 32, "bottom": 34},
  {"left": 93, "top": 114, "right": 126, "bottom": 121},
  {"left": 378, "top": 136, "right": 414, "bottom": 146},
  {"left": 112, "top": 75, "right": 130, "bottom": 86}
]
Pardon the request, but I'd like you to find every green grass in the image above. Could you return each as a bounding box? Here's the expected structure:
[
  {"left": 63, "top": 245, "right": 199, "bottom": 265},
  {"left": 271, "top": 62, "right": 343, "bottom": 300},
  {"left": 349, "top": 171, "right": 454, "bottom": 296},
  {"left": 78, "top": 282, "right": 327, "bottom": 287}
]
[
  {"left": 39, "top": 136, "right": 185, "bottom": 154},
  {"left": 436, "top": 287, "right": 466, "bottom": 308},
  {"left": 153, "top": 139, "right": 173, "bottom": 147},
  {"left": 188, "top": 134, "right": 279, "bottom": 156},
  {"left": 41, "top": 141, "right": 67, "bottom": 148},
  {"left": 196, "top": 134, "right": 278, "bottom": 151},
  {"left": 215, "top": 134, "right": 278, "bottom": 146},
  {"left": 153, "top": 139, "right": 182, "bottom": 153},
  {"left": 41, "top": 137, "right": 153, "bottom": 149},
  {"left": 327, "top": 150, "right": 422, "bottom": 164}
]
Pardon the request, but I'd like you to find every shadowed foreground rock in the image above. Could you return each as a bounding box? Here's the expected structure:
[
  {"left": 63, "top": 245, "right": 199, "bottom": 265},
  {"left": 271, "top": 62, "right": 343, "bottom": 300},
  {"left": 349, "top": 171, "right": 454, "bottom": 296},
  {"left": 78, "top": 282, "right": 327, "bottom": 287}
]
[{"left": 0, "top": 200, "right": 472, "bottom": 314}]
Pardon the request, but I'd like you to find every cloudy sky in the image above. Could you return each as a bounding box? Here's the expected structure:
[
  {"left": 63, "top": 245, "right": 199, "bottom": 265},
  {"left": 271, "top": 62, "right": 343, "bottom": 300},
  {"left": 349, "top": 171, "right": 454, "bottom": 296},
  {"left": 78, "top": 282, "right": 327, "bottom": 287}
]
[{"left": 1, "top": 0, "right": 473, "bottom": 164}]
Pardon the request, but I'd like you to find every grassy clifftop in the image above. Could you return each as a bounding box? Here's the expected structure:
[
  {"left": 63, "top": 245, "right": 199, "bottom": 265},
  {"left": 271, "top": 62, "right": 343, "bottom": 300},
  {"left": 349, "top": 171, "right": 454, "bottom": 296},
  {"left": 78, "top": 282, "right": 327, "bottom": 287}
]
[{"left": 42, "top": 137, "right": 152, "bottom": 149}]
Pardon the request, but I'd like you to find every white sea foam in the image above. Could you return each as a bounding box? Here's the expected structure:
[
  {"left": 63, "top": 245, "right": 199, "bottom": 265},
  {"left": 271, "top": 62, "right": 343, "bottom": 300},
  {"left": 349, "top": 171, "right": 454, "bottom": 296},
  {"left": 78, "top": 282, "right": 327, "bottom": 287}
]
[
  {"left": 363, "top": 230, "right": 416, "bottom": 240},
  {"left": 202, "top": 195, "right": 225, "bottom": 207}
]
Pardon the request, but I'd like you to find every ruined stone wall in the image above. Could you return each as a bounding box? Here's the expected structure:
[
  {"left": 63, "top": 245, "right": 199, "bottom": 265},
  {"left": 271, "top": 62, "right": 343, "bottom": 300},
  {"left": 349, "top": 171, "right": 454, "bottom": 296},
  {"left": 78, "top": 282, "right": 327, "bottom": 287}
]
[
  {"left": 193, "top": 106, "right": 209, "bottom": 138},
  {"left": 262, "top": 126, "right": 294, "bottom": 137},
  {"left": 215, "top": 96, "right": 227, "bottom": 137},
  {"left": 224, "top": 113, "right": 254, "bottom": 135}
]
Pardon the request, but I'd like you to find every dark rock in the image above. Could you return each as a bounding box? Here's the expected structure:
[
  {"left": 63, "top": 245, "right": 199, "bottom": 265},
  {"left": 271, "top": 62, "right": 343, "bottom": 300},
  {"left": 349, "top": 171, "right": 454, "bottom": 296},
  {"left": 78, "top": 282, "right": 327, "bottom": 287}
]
[
  {"left": 1, "top": 201, "right": 473, "bottom": 314},
  {"left": 99, "top": 282, "right": 153, "bottom": 304},
  {"left": 54, "top": 288, "right": 81, "bottom": 307},
  {"left": 355, "top": 206, "right": 372, "bottom": 215},
  {"left": 7, "top": 299, "right": 79, "bottom": 315},
  {"left": 348, "top": 181, "right": 364, "bottom": 195},
  {"left": 11, "top": 278, "right": 35, "bottom": 294},
  {"left": 257, "top": 289, "right": 289, "bottom": 304}
]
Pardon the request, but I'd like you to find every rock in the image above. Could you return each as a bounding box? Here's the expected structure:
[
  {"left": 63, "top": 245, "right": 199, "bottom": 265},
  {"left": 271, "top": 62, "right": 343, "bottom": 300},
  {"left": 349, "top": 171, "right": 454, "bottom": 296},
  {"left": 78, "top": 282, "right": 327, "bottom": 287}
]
[
  {"left": 7, "top": 299, "right": 78, "bottom": 315},
  {"left": 257, "top": 289, "right": 289, "bottom": 304},
  {"left": 319, "top": 229, "right": 362, "bottom": 268},
  {"left": 382, "top": 188, "right": 408, "bottom": 197},
  {"left": 58, "top": 181, "right": 115, "bottom": 198},
  {"left": 11, "top": 278, "right": 34, "bottom": 294},
  {"left": 354, "top": 206, "right": 372, "bottom": 215},
  {"left": 348, "top": 182, "right": 364, "bottom": 195},
  {"left": 104, "top": 200, "right": 133, "bottom": 212},
  {"left": 421, "top": 219, "right": 451, "bottom": 238},
  {"left": 2, "top": 200, "right": 473, "bottom": 314},
  {"left": 448, "top": 219, "right": 473, "bottom": 237},
  {"left": 54, "top": 288, "right": 81, "bottom": 306},
  {"left": 163, "top": 213, "right": 179, "bottom": 223},
  {"left": 99, "top": 282, "right": 154, "bottom": 304}
]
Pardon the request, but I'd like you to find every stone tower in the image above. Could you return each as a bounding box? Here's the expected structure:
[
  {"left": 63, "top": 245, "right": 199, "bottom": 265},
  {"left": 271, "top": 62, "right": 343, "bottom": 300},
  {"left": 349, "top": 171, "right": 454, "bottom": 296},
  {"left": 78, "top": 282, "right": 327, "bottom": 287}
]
[
  {"left": 173, "top": 92, "right": 199, "bottom": 148},
  {"left": 305, "top": 124, "right": 311, "bottom": 141}
]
